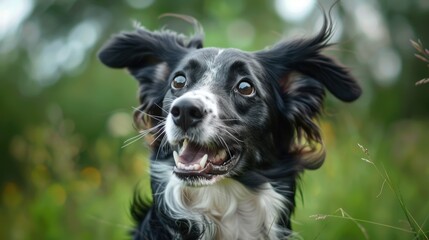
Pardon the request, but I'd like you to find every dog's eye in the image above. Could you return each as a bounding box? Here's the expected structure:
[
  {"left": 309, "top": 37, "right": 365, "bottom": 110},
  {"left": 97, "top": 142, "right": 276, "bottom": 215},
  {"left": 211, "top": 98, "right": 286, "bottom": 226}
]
[
  {"left": 236, "top": 80, "right": 255, "bottom": 96},
  {"left": 172, "top": 75, "right": 187, "bottom": 89}
]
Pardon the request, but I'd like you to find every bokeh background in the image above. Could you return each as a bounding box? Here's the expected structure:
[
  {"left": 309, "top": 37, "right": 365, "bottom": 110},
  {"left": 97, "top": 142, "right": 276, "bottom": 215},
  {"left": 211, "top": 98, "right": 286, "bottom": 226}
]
[{"left": 1, "top": 0, "right": 428, "bottom": 239}]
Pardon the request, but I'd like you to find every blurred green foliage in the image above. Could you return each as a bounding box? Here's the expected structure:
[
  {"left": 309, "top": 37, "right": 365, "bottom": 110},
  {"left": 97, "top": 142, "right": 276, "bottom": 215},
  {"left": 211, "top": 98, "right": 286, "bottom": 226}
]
[{"left": 0, "top": 0, "right": 428, "bottom": 239}]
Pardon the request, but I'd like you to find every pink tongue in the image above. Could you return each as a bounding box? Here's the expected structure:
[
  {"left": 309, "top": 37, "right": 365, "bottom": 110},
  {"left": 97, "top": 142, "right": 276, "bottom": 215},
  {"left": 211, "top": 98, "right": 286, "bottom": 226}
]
[{"left": 179, "top": 142, "right": 212, "bottom": 165}]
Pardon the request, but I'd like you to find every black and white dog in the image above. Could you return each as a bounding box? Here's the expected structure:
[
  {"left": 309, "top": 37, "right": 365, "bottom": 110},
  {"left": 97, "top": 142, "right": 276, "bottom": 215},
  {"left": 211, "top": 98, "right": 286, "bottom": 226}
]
[{"left": 98, "top": 12, "right": 361, "bottom": 240}]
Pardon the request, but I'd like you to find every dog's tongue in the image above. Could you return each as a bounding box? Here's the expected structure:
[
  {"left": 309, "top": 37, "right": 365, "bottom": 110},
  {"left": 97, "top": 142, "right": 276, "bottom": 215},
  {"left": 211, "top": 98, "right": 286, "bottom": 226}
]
[{"left": 179, "top": 142, "right": 212, "bottom": 165}]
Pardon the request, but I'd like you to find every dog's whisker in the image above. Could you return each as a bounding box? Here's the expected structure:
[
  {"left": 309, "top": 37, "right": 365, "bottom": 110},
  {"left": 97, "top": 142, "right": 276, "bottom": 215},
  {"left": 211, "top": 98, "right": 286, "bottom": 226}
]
[
  {"left": 129, "top": 123, "right": 164, "bottom": 140},
  {"left": 216, "top": 135, "right": 233, "bottom": 159},
  {"left": 150, "top": 128, "right": 166, "bottom": 146},
  {"left": 149, "top": 134, "right": 163, "bottom": 146},
  {"left": 132, "top": 106, "right": 166, "bottom": 121},
  {"left": 154, "top": 103, "right": 170, "bottom": 114},
  {"left": 122, "top": 121, "right": 166, "bottom": 148},
  {"left": 215, "top": 125, "right": 243, "bottom": 144},
  {"left": 121, "top": 135, "right": 145, "bottom": 148},
  {"left": 123, "top": 132, "right": 145, "bottom": 144},
  {"left": 149, "top": 123, "right": 166, "bottom": 139},
  {"left": 123, "top": 128, "right": 153, "bottom": 144}
]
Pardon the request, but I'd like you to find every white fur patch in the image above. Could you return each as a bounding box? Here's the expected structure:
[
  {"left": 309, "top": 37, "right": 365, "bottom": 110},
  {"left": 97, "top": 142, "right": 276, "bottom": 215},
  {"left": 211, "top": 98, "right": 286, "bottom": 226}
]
[
  {"left": 165, "top": 89, "right": 219, "bottom": 145},
  {"left": 153, "top": 62, "right": 169, "bottom": 81},
  {"left": 155, "top": 165, "right": 288, "bottom": 240},
  {"left": 199, "top": 49, "right": 223, "bottom": 87}
]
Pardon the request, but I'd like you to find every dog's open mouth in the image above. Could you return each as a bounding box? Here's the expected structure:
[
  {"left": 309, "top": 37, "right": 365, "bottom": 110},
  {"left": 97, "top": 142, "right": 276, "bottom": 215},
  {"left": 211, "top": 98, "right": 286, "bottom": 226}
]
[{"left": 172, "top": 138, "right": 238, "bottom": 180}]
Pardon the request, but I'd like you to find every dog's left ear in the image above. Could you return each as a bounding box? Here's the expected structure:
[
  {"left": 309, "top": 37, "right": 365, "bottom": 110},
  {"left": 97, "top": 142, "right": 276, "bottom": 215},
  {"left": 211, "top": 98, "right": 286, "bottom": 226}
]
[{"left": 255, "top": 19, "right": 361, "bottom": 104}]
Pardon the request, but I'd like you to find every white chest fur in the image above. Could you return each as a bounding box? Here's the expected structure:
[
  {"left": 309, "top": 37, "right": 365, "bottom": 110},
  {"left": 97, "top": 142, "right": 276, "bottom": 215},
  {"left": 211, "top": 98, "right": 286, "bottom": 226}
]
[{"left": 162, "top": 176, "right": 288, "bottom": 240}]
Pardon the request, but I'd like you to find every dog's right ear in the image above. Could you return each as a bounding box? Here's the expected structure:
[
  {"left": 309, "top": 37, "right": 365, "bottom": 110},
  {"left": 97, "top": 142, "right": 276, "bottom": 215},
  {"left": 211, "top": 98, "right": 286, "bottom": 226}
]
[
  {"left": 98, "top": 25, "right": 203, "bottom": 104},
  {"left": 98, "top": 27, "right": 203, "bottom": 71},
  {"left": 98, "top": 26, "right": 204, "bottom": 108}
]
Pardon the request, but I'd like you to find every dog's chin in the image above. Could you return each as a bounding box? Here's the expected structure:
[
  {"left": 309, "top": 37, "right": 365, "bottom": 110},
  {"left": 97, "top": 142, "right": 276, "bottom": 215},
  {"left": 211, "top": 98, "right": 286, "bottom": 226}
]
[{"left": 171, "top": 138, "right": 240, "bottom": 186}]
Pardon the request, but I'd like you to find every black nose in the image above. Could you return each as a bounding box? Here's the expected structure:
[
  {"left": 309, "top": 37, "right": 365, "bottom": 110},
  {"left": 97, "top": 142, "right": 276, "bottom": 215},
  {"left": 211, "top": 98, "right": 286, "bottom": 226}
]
[{"left": 170, "top": 98, "right": 206, "bottom": 131}]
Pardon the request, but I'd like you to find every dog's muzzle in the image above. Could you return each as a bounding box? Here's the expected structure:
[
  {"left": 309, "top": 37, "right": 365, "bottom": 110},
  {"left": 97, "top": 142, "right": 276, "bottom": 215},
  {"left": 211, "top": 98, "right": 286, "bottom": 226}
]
[{"left": 167, "top": 93, "right": 240, "bottom": 183}]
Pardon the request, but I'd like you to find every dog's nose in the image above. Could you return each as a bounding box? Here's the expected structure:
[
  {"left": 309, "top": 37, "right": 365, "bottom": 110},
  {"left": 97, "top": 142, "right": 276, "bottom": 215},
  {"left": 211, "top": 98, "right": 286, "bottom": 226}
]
[{"left": 170, "top": 98, "right": 205, "bottom": 131}]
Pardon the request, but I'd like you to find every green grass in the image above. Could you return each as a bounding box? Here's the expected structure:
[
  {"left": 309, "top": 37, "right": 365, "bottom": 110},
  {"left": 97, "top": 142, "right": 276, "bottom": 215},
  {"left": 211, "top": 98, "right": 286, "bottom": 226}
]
[{"left": 293, "top": 116, "right": 429, "bottom": 239}]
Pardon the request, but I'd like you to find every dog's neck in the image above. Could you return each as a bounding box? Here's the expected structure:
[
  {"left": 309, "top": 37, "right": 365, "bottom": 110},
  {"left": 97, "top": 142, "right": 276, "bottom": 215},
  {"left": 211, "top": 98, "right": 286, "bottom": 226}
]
[{"left": 162, "top": 175, "right": 288, "bottom": 240}]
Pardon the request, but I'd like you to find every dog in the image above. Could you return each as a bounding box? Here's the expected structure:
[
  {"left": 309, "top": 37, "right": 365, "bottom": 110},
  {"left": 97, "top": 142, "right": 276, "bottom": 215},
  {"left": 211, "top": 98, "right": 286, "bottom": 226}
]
[{"left": 98, "top": 12, "right": 361, "bottom": 240}]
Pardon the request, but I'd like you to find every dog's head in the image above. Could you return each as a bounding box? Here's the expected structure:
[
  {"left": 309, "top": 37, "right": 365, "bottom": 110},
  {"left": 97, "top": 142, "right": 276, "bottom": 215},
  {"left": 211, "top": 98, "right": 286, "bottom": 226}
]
[{"left": 98, "top": 16, "right": 361, "bottom": 186}]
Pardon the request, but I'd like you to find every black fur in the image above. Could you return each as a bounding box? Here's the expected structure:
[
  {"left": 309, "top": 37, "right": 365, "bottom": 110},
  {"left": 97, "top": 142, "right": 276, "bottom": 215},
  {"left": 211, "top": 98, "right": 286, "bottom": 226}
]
[{"left": 98, "top": 11, "right": 361, "bottom": 240}]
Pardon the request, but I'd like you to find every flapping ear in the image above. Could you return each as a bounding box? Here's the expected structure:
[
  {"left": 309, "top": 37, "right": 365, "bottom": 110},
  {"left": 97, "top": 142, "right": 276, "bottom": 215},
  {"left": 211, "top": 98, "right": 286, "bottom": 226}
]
[
  {"left": 255, "top": 16, "right": 361, "bottom": 103},
  {"left": 98, "top": 26, "right": 203, "bottom": 107},
  {"left": 255, "top": 13, "right": 361, "bottom": 169},
  {"left": 98, "top": 17, "right": 204, "bottom": 70}
]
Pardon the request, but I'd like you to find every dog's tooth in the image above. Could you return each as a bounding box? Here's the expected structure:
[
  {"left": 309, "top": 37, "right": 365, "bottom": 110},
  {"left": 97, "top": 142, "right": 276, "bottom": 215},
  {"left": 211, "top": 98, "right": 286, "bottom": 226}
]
[
  {"left": 213, "top": 150, "right": 226, "bottom": 163},
  {"left": 214, "top": 154, "right": 220, "bottom": 163},
  {"left": 218, "top": 149, "right": 227, "bottom": 160},
  {"left": 178, "top": 162, "right": 185, "bottom": 169},
  {"left": 173, "top": 151, "right": 179, "bottom": 166},
  {"left": 194, "top": 164, "right": 201, "bottom": 170},
  {"left": 200, "top": 154, "right": 208, "bottom": 169},
  {"left": 180, "top": 139, "right": 189, "bottom": 154}
]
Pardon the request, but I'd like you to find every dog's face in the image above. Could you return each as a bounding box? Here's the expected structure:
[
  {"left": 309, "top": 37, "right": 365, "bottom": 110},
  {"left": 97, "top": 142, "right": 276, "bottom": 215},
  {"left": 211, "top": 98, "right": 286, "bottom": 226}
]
[
  {"left": 163, "top": 48, "right": 274, "bottom": 185},
  {"left": 98, "top": 19, "right": 361, "bottom": 186}
]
